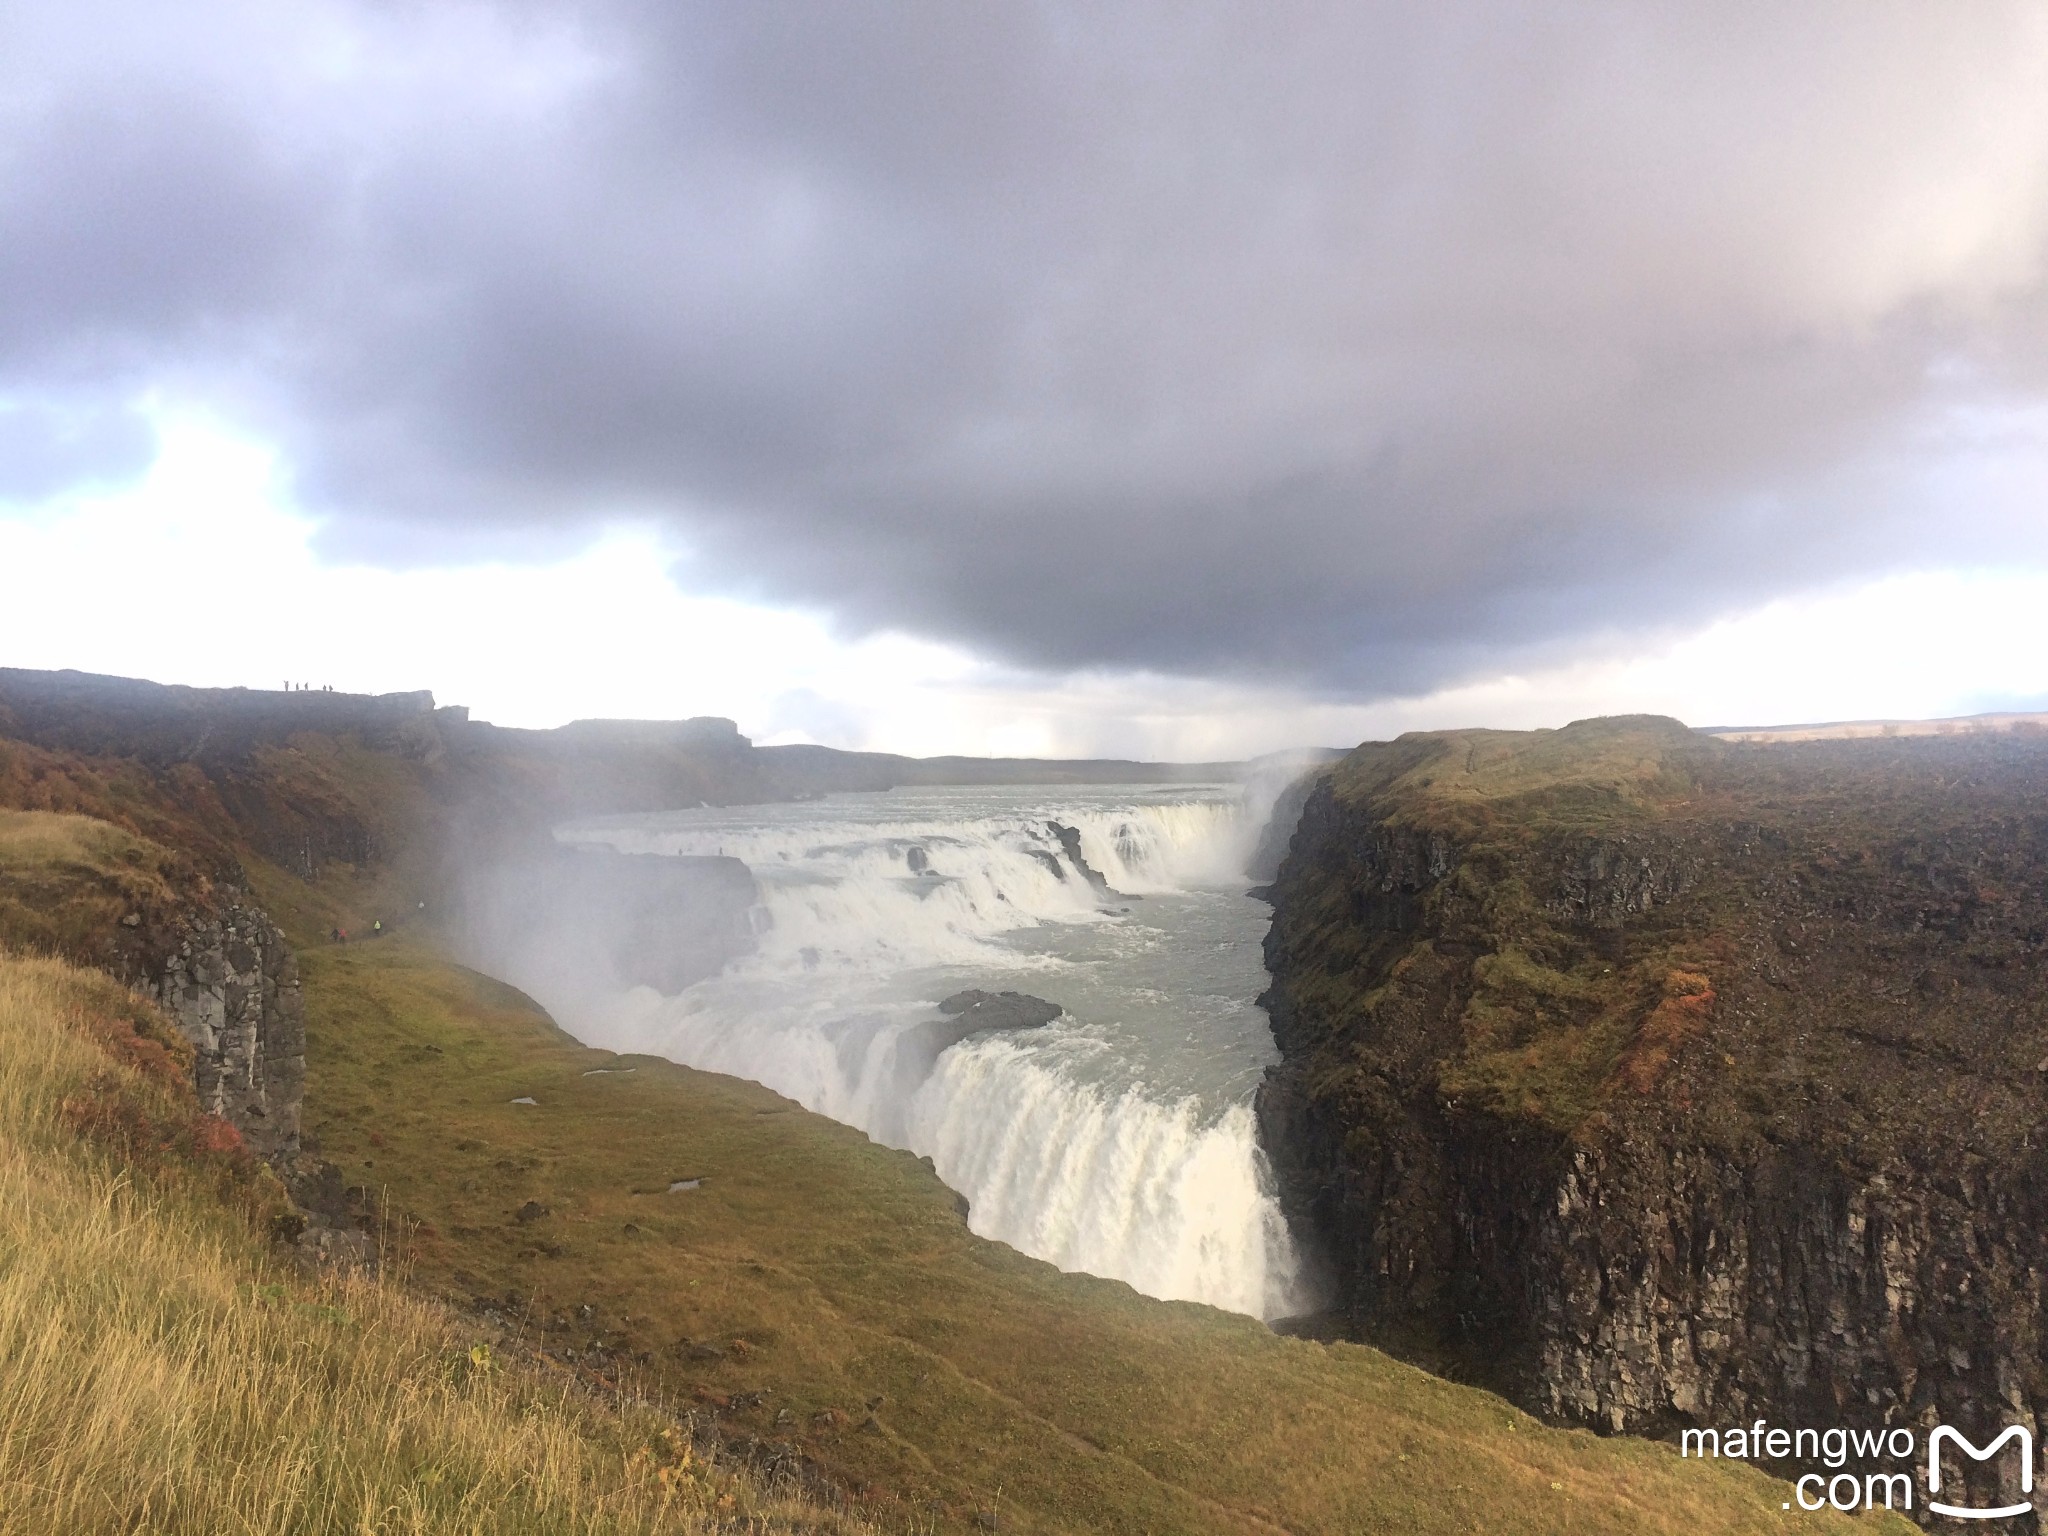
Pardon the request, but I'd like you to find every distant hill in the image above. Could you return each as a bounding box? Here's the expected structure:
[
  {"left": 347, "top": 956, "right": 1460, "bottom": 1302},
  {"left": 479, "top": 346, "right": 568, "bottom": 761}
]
[
  {"left": 754, "top": 741, "right": 1240, "bottom": 792},
  {"left": 1701, "top": 708, "right": 2048, "bottom": 742}
]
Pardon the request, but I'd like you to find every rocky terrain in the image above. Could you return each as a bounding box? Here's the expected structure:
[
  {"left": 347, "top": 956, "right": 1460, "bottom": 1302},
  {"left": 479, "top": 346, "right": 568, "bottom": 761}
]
[
  {"left": 0, "top": 808, "right": 304, "bottom": 1156},
  {"left": 1258, "top": 715, "right": 2048, "bottom": 1522},
  {"left": 145, "top": 897, "right": 305, "bottom": 1156}
]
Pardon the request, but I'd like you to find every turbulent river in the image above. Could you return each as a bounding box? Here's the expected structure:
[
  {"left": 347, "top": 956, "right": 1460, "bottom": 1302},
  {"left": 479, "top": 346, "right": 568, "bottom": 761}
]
[{"left": 551, "top": 782, "right": 1309, "bottom": 1321}]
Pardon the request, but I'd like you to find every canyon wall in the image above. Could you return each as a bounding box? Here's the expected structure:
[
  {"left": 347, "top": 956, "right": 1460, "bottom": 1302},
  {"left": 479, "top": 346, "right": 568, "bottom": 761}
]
[{"left": 1258, "top": 717, "right": 2048, "bottom": 1522}]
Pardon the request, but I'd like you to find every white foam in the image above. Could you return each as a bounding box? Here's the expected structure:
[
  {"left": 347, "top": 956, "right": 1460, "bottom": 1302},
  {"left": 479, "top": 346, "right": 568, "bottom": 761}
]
[
  {"left": 550, "top": 787, "right": 1311, "bottom": 1320},
  {"left": 913, "top": 1034, "right": 1303, "bottom": 1316}
]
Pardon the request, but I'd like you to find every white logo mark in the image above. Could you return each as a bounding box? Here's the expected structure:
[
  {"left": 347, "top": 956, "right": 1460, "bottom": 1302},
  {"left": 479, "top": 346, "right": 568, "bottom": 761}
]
[{"left": 1929, "top": 1425, "right": 2034, "bottom": 1521}]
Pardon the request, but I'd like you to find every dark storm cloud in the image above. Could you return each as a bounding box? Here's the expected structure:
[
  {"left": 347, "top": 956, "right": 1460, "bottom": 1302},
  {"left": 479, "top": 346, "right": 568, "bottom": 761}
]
[{"left": 5, "top": 2, "right": 2048, "bottom": 691}]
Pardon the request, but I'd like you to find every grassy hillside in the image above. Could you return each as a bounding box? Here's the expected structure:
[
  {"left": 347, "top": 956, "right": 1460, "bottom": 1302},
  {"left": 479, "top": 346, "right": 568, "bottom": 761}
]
[
  {"left": 0, "top": 808, "right": 191, "bottom": 963},
  {"left": 0, "top": 946, "right": 866, "bottom": 1535},
  {"left": 0, "top": 727, "right": 438, "bottom": 954},
  {"left": 1269, "top": 715, "right": 1736, "bottom": 1135},
  {"left": 298, "top": 938, "right": 1894, "bottom": 1534}
]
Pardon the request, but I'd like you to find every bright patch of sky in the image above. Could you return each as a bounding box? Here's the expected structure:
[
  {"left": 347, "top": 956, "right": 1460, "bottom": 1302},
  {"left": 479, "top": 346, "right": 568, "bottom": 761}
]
[{"left": 4, "top": 414, "right": 2046, "bottom": 761}]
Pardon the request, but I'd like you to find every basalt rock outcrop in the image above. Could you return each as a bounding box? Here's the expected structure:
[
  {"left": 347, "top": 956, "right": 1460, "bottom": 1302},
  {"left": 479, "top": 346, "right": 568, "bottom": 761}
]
[
  {"left": 1246, "top": 764, "right": 1332, "bottom": 885},
  {"left": 934, "top": 989, "right": 1064, "bottom": 1037},
  {"left": 1258, "top": 716, "right": 2048, "bottom": 1524},
  {"left": 1046, "top": 820, "right": 1136, "bottom": 900},
  {"left": 150, "top": 899, "right": 306, "bottom": 1157},
  {"left": 0, "top": 808, "right": 306, "bottom": 1157}
]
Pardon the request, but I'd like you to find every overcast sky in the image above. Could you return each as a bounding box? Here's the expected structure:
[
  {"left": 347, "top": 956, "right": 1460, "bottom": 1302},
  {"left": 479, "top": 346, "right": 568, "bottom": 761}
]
[{"left": 5, "top": 2, "right": 2048, "bottom": 755}]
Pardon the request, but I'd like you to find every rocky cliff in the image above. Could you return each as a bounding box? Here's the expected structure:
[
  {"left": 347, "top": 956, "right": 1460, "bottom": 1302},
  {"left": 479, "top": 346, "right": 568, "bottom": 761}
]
[
  {"left": 1258, "top": 716, "right": 2048, "bottom": 1522},
  {"left": 149, "top": 899, "right": 305, "bottom": 1157}
]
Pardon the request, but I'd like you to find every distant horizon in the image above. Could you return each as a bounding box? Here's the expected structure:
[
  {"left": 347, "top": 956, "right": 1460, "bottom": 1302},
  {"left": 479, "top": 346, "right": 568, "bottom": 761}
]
[{"left": 15, "top": 660, "right": 2048, "bottom": 767}]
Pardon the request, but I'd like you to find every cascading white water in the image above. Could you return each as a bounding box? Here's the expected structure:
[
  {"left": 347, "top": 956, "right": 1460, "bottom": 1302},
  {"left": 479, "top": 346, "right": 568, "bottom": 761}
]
[
  {"left": 550, "top": 784, "right": 1311, "bottom": 1321},
  {"left": 911, "top": 1043, "right": 1295, "bottom": 1316}
]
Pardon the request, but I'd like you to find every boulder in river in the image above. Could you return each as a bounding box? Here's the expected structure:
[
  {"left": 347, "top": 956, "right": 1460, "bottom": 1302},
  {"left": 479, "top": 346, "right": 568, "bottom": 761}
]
[{"left": 936, "top": 989, "right": 1065, "bottom": 1031}]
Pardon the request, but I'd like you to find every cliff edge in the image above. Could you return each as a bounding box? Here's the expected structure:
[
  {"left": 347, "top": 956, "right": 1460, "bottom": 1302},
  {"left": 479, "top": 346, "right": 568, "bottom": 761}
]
[{"left": 1259, "top": 715, "right": 2048, "bottom": 1519}]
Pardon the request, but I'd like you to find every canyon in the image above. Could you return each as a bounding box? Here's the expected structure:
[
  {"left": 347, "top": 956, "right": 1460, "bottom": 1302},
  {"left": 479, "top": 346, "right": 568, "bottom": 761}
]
[{"left": 0, "top": 664, "right": 1977, "bottom": 1529}]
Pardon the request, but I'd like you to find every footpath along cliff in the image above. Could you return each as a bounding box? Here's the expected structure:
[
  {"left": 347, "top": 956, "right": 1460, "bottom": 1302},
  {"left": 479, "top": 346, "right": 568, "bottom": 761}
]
[{"left": 1258, "top": 716, "right": 2048, "bottom": 1522}]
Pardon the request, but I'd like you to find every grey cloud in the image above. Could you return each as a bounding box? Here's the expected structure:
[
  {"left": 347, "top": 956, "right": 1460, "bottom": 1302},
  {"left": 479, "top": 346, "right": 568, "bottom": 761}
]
[
  {"left": 6, "top": 2, "right": 2048, "bottom": 692},
  {"left": 0, "top": 84, "right": 335, "bottom": 367}
]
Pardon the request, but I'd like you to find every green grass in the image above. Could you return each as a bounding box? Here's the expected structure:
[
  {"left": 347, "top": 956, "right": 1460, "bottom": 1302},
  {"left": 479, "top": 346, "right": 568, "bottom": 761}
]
[
  {"left": 0, "top": 946, "right": 860, "bottom": 1535},
  {"left": 301, "top": 937, "right": 1897, "bottom": 1535},
  {"left": 1324, "top": 715, "right": 1705, "bottom": 835}
]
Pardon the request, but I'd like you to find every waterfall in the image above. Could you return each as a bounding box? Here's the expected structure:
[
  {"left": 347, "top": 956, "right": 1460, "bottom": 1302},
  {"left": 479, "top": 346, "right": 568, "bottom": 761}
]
[{"left": 533, "top": 786, "right": 1312, "bottom": 1319}]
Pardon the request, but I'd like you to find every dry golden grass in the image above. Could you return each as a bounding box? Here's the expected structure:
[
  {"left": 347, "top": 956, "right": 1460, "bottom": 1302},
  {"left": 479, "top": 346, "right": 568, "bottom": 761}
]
[
  {"left": 0, "top": 949, "right": 860, "bottom": 1536},
  {"left": 0, "top": 809, "right": 190, "bottom": 965},
  {"left": 0, "top": 807, "right": 164, "bottom": 871}
]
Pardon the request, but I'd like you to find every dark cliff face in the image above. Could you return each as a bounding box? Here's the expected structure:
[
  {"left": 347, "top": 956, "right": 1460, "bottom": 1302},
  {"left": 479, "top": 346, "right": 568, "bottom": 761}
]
[
  {"left": 1258, "top": 717, "right": 2048, "bottom": 1522},
  {"left": 1245, "top": 766, "right": 1332, "bottom": 885}
]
